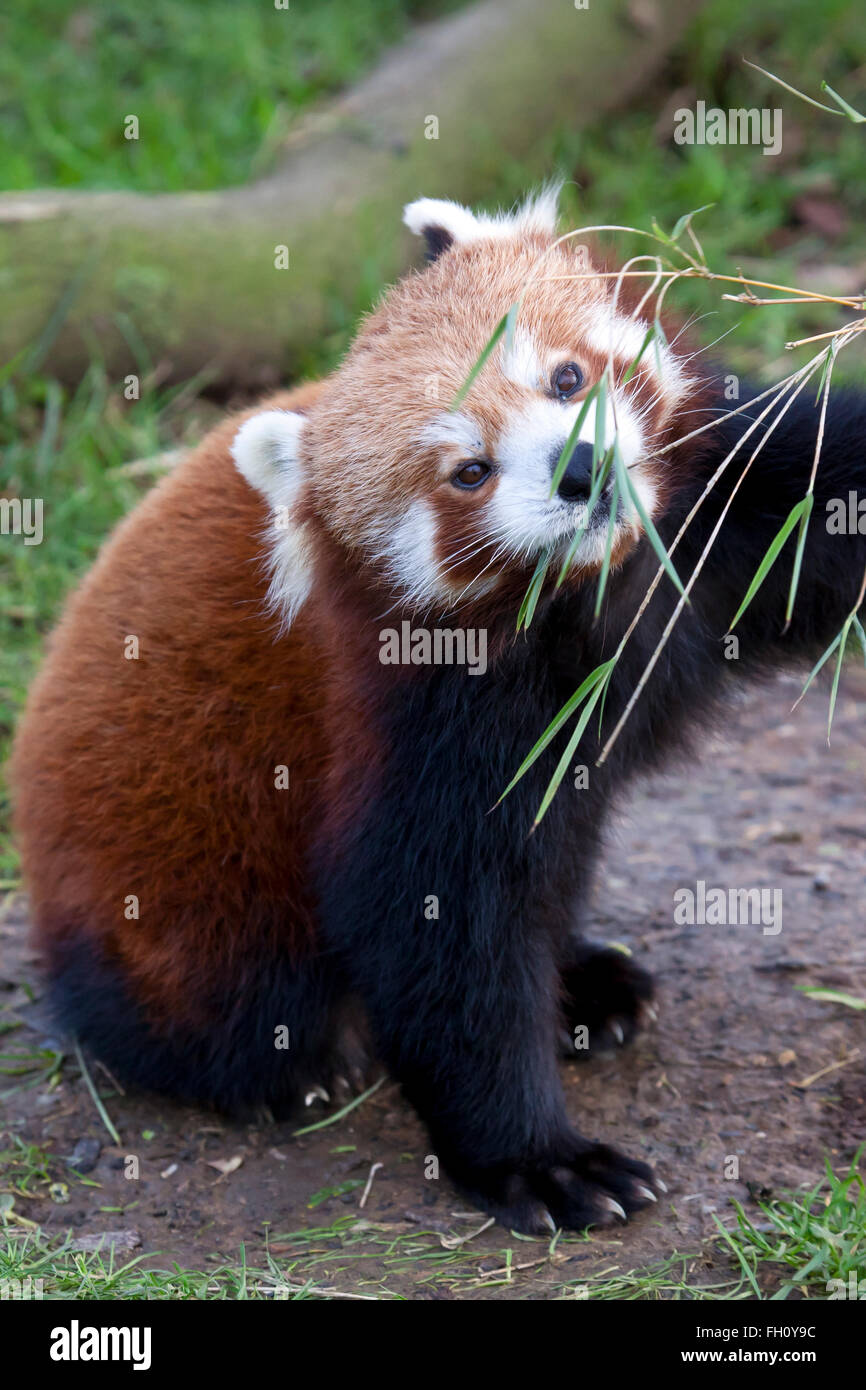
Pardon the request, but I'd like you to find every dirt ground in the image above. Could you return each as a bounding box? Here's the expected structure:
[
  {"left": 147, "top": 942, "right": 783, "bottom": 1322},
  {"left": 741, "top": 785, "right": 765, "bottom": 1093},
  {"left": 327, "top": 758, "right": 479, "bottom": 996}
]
[{"left": 2, "top": 668, "right": 864, "bottom": 1299}]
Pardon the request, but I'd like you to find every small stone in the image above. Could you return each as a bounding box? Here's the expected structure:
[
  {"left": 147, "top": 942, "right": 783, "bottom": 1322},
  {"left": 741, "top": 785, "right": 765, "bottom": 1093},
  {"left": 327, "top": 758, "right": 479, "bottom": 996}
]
[
  {"left": 66, "top": 1137, "right": 102, "bottom": 1173},
  {"left": 69, "top": 1230, "right": 141, "bottom": 1253}
]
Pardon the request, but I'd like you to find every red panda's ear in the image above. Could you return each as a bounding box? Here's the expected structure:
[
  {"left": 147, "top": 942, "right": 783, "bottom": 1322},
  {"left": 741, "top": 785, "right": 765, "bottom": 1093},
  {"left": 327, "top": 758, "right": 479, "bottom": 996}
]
[
  {"left": 231, "top": 410, "right": 307, "bottom": 511},
  {"left": 403, "top": 198, "right": 462, "bottom": 261},
  {"left": 403, "top": 185, "right": 561, "bottom": 262}
]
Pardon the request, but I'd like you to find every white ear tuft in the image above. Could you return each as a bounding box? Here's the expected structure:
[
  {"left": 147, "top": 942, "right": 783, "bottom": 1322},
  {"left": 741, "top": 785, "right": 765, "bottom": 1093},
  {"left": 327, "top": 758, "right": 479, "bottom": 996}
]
[
  {"left": 403, "top": 183, "right": 562, "bottom": 260},
  {"left": 231, "top": 410, "right": 306, "bottom": 509},
  {"left": 403, "top": 198, "right": 482, "bottom": 259}
]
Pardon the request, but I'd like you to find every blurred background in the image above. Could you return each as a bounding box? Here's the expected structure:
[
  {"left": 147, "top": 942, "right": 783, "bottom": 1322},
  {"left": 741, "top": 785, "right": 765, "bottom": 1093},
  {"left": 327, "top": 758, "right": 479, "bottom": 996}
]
[{"left": 1, "top": 0, "right": 864, "bottom": 882}]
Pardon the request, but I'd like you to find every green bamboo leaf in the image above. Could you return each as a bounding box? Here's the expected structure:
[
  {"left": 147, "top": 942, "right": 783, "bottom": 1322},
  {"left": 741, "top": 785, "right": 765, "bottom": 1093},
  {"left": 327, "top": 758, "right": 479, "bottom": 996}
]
[
  {"left": 594, "top": 475, "right": 620, "bottom": 618},
  {"left": 813, "top": 343, "right": 835, "bottom": 405},
  {"left": 784, "top": 492, "right": 815, "bottom": 625},
  {"left": 594, "top": 371, "right": 608, "bottom": 469},
  {"left": 450, "top": 311, "right": 509, "bottom": 411},
  {"left": 852, "top": 614, "right": 866, "bottom": 662},
  {"left": 795, "top": 628, "right": 844, "bottom": 707},
  {"left": 620, "top": 326, "right": 656, "bottom": 386},
  {"left": 532, "top": 681, "right": 607, "bottom": 827},
  {"left": 595, "top": 657, "right": 616, "bottom": 737},
  {"left": 652, "top": 314, "right": 669, "bottom": 378},
  {"left": 549, "top": 384, "right": 600, "bottom": 498},
  {"left": 670, "top": 204, "right": 714, "bottom": 242},
  {"left": 503, "top": 299, "right": 522, "bottom": 357},
  {"left": 614, "top": 441, "right": 687, "bottom": 599},
  {"left": 826, "top": 616, "right": 852, "bottom": 740},
  {"left": 729, "top": 496, "right": 812, "bottom": 631},
  {"left": 554, "top": 454, "right": 612, "bottom": 589},
  {"left": 497, "top": 659, "right": 615, "bottom": 804},
  {"left": 516, "top": 549, "right": 551, "bottom": 632}
]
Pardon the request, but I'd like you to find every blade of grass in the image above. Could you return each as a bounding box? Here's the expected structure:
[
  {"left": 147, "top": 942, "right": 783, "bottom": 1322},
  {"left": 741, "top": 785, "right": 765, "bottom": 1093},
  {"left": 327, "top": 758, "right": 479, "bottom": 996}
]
[
  {"left": 74, "top": 1042, "right": 121, "bottom": 1147},
  {"left": 293, "top": 1076, "right": 386, "bottom": 1137},
  {"left": 713, "top": 1212, "right": 763, "bottom": 1299}
]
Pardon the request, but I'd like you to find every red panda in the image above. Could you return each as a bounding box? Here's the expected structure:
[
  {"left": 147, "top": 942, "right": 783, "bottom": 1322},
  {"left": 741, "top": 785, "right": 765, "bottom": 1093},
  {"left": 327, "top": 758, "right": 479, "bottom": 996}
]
[{"left": 10, "top": 188, "right": 866, "bottom": 1235}]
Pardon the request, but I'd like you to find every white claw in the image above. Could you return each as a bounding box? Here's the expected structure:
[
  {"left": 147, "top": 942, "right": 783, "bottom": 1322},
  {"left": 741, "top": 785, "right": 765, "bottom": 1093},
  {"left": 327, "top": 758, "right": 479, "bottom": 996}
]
[
  {"left": 611, "top": 1021, "right": 625, "bottom": 1046},
  {"left": 304, "top": 1084, "right": 330, "bottom": 1107},
  {"left": 601, "top": 1197, "right": 628, "bottom": 1222},
  {"left": 656, "top": 1178, "right": 668, "bottom": 1193},
  {"left": 540, "top": 1208, "right": 558, "bottom": 1234},
  {"left": 645, "top": 1005, "right": 659, "bottom": 1024},
  {"left": 637, "top": 1185, "right": 658, "bottom": 1203}
]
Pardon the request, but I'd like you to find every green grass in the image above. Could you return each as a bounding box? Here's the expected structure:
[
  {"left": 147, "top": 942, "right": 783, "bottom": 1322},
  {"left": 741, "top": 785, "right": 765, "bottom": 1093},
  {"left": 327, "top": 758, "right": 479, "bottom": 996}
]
[
  {"left": 0, "top": 0, "right": 463, "bottom": 191},
  {"left": 716, "top": 1149, "right": 866, "bottom": 1299},
  {"left": 2, "top": 1148, "right": 863, "bottom": 1299}
]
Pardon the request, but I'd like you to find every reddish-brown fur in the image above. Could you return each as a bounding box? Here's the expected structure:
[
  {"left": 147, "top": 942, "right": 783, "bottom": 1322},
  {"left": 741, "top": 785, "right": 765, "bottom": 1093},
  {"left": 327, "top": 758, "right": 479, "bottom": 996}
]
[{"left": 10, "top": 382, "right": 355, "bottom": 1028}]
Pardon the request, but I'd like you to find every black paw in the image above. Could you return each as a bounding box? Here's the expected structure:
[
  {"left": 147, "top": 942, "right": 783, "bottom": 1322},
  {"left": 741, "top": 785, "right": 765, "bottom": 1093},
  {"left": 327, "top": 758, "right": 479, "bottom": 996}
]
[
  {"left": 453, "top": 1138, "right": 664, "bottom": 1235},
  {"left": 559, "top": 943, "right": 655, "bottom": 1058}
]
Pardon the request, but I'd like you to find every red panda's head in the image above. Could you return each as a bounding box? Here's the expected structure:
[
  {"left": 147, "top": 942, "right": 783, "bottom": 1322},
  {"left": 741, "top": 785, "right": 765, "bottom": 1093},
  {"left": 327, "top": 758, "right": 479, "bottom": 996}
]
[{"left": 233, "top": 187, "right": 697, "bottom": 625}]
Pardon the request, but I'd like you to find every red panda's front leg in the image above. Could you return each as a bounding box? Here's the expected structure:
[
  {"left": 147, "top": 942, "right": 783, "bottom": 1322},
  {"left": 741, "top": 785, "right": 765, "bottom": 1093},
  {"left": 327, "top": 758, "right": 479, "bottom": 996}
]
[
  {"left": 313, "top": 687, "right": 663, "bottom": 1234},
  {"left": 335, "top": 906, "right": 660, "bottom": 1233}
]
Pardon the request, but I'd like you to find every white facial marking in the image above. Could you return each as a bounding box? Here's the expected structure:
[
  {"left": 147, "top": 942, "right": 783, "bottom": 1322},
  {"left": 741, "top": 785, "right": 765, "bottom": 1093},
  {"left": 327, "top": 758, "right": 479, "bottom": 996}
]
[
  {"left": 420, "top": 411, "right": 484, "bottom": 458},
  {"left": 584, "top": 308, "right": 653, "bottom": 369},
  {"left": 501, "top": 328, "right": 545, "bottom": 390},
  {"left": 231, "top": 410, "right": 314, "bottom": 629},
  {"left": 383, "top": 500, "right": 442, "bottom": 610},
  {"left": 490, "top": 390, "right": 656, "bottom": 567},
  {"left": 585, "top": 304, "right": 692, "bottom": 407}
]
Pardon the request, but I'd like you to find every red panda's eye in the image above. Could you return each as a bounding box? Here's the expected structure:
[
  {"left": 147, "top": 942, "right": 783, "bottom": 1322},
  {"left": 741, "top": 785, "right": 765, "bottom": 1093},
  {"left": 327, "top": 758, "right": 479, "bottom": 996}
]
[
  {"left": 452, "top": 461, "right": 492, "bottom": 490},
  {"left": 553, "top": 362, "right": 584, "bottom": 399}
]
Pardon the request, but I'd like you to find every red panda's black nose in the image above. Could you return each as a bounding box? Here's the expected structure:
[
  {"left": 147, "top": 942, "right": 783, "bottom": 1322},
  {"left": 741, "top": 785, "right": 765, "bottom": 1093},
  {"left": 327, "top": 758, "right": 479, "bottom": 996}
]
[{"left": 555, "top": 441, "right": 595, "bottom": 502}]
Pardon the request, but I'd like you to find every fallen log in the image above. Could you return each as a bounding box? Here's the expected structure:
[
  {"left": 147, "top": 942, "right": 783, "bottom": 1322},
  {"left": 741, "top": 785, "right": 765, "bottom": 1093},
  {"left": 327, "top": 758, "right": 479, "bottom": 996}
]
[{"left": 0, "top": 0, "right": 698, "bottom": 387}]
